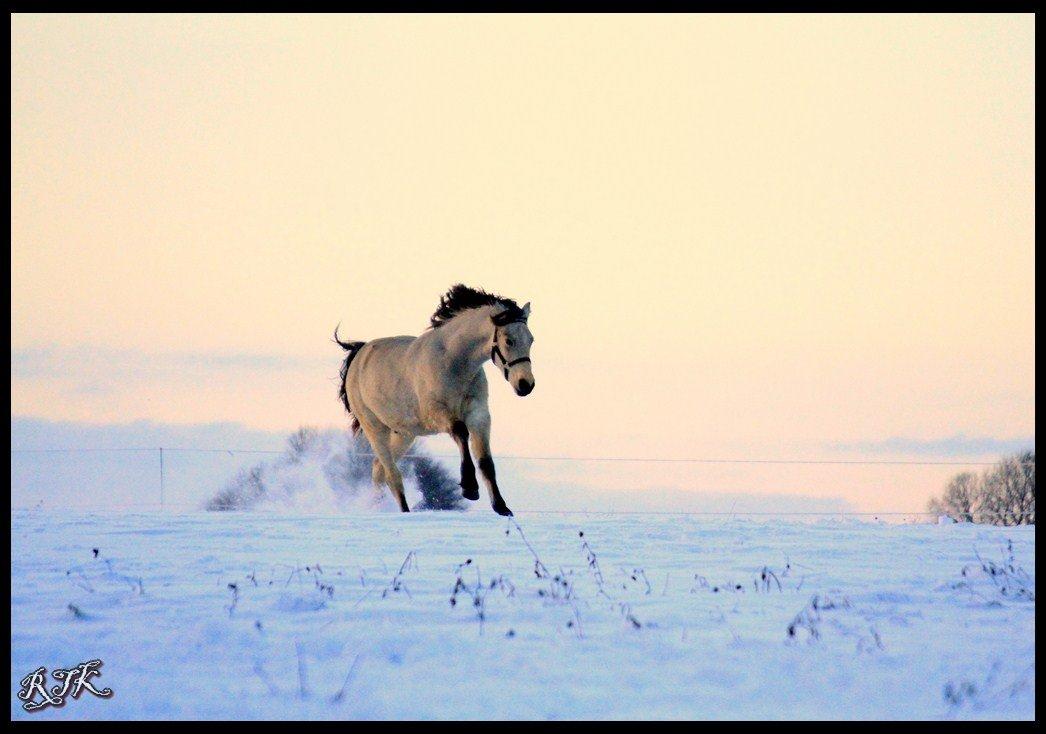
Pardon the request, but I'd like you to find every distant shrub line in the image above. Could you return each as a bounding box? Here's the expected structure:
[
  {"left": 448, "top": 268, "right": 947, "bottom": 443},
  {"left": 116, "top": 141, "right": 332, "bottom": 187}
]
[{"left": 927, "top": 450, "right": 1034, "bottom": 526}]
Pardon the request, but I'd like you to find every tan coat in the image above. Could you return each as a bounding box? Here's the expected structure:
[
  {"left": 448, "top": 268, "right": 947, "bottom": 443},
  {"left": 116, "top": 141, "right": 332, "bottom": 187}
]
[{"left": 341, "top": 302, "right": 534, "bottom": 514}]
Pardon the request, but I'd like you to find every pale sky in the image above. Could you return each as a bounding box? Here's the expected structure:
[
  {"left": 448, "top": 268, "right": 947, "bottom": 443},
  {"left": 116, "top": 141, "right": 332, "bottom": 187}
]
[{"left": 11, "top": 14, "right": 1035, "bottom": 510}]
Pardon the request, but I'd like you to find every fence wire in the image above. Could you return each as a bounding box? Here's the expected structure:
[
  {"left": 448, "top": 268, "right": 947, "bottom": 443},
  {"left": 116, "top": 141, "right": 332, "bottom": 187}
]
[
  {"left": 9, "top": 446, "right": 1029, "bottom": 466},
  {"left": 10, "top": 444, "right": 1029, "bottom": 518}
]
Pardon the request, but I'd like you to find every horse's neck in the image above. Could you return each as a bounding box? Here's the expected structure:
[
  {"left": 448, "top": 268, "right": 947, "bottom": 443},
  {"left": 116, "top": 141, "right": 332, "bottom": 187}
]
[{"left": 436, "top": 307, "right": 496, "bottom": 373}]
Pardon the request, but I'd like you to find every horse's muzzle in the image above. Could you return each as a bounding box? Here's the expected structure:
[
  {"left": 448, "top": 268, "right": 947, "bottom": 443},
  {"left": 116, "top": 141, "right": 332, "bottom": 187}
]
[{"left": 515, "top": 379, "right": 534, "bottom": 396}]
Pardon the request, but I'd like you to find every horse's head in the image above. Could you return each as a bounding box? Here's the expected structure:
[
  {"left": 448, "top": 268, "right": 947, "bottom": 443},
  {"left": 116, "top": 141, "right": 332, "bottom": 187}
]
[{"left": 491, "top": 302, "right": 535, "bottom": 396}]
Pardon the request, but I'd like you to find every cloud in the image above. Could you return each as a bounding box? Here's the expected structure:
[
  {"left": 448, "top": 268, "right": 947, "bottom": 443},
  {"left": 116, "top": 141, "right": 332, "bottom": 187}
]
[
  {"left": 10, "top": 415, "right": 291, "bottom": 451},
  {"left": 828, "top": 434, "right": 1035, "bottom": 458},
  {"left": 12, "top": 346, "right": 327, "bottom": 378},
  {"left": 11, "top": 345, "right": 334, "bottom": 397}
]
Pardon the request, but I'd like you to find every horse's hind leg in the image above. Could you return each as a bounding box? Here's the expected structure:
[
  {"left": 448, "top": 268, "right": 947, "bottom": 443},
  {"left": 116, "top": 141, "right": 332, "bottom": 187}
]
[
  {"left": 370, "top": 434, "right": 412, "bottom": 488},
  {"left": 388, "top": 431, "right": 415, "bottom": 482},
  {"left": 358, "top": 420, "right": 411, "bottom": 512},
  {"left": 375, "top": 433, "right": 411, "bottom": 513},
  {"left": 371, "top": 458, "right": 386, "bottom": 489}
]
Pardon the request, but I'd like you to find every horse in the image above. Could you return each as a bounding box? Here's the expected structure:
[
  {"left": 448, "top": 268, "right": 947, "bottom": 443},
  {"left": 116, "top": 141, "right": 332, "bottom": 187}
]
[{"left": 335, "top": 284, "right": 535, "bottom": 515}]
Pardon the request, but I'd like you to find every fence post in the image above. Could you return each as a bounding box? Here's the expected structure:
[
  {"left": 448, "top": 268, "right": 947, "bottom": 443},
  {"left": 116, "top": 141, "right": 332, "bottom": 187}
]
[{"left": 159, "top": 447, "right": 165, "bottom": 510}]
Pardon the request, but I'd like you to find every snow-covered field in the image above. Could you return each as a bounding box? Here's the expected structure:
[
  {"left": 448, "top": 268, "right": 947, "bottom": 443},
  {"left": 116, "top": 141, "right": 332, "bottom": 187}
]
[{"left": 10, "top": 510, "right": 1035, "bottom": 720}]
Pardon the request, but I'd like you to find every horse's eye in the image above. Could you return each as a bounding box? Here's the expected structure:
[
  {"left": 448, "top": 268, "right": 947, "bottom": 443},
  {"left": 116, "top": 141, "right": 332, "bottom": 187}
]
[{"left": 507, "top": 339, "right": 515, "bottom": 347}]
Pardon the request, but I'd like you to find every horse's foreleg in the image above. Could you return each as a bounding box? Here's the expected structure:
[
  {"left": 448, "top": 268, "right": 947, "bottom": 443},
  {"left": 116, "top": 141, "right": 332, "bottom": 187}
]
[
  {"left": 466, "top": 414, "right": 512, "bottom": 517},
  {"left": 451, "top": 421, "right": 479, "bottom": 501}
]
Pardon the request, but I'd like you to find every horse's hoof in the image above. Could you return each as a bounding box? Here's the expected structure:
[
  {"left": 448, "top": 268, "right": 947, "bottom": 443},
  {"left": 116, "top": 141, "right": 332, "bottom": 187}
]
[
  {"left": 492, "top": 503, "right": 513, "bottom": 517},
  {"left": 461, "top": 485, "right": 479, "bottom": 501}
]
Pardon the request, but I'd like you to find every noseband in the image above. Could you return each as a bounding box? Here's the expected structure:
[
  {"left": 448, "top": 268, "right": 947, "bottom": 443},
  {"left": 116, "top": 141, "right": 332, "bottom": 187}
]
[{"left": 490, "top": 308, "right": 531, "bottom": 380}]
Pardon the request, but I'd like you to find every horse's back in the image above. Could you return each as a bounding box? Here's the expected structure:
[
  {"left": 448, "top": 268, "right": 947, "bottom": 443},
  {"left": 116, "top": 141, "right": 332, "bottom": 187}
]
[
  {"left": 350, "top": 336, "right": 415, "bottom": 379},
  {"left": 359, "top": 335, "right": 415, "bottom": 356}
]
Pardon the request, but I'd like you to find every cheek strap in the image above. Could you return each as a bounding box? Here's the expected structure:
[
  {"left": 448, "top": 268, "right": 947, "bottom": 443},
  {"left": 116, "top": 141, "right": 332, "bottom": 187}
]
[{"left": 490, "top": 331, "right": 532, "bottom": 381}]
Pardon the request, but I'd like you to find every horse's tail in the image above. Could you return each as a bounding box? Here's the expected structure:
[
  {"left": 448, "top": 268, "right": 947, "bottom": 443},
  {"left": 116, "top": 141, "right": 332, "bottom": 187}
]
[{"left": 334, "top": 325, "right": 366, "bottom": 436}]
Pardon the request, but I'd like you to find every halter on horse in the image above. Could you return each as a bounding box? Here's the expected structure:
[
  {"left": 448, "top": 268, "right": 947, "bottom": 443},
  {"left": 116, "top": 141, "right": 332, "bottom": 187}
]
[{"left": 490, "top": 306, "right": 532, "bottom": 381}]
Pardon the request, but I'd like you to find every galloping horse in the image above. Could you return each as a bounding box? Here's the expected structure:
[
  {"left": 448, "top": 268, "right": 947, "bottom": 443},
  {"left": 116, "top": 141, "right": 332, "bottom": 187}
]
[{"left": 335, "top": 285, "right": 535, "bottom": 515}]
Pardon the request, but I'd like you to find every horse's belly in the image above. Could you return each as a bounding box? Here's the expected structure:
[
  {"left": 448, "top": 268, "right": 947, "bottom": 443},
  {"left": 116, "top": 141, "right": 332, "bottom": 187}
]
[
  {"left": 350, "top": 334, "right": 473, "bottom": 437},
  {"left": 363, "top": 390, "right": 425, "bottom": 436}
]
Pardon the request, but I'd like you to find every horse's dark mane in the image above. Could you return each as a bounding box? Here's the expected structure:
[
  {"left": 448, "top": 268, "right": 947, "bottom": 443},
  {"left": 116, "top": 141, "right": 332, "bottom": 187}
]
[{"left": 429, "top": 284, "right": 519, "bottom": 329}]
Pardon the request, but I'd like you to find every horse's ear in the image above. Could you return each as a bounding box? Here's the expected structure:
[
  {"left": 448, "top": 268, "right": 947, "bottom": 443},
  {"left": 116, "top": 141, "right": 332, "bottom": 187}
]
[{"left": 522, "top": 302, "right": 531, "bottom": 317}]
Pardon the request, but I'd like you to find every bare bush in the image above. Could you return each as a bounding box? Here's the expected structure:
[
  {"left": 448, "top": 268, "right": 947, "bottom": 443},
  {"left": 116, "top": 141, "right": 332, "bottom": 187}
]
[
  {"left": 286, "top": 426, "right": 319, "bottom": 463},
  {"left": 927, "top": 451, "right": 1034, "bottom": 526},
  {"left": 206, "top": 427, "right": 466, "bottom": 512},
  {"left": 927, "top": 472, "right": 980, "bottom": 523},
  {"left": 207, "top": 466, "right": 266, "bottom": 511},
  {"left": 402, "top": 455, "right": 466, "bottom": 511},
  {"left": 976, "top": 451, "right": 1035, "bottom": 526}
]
